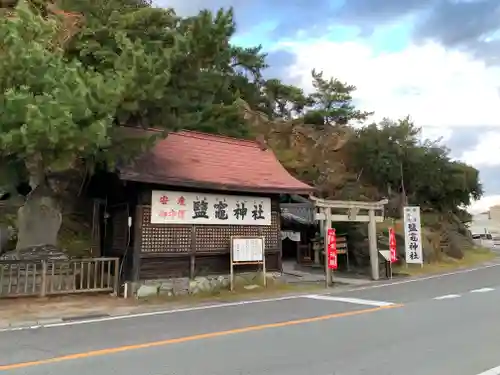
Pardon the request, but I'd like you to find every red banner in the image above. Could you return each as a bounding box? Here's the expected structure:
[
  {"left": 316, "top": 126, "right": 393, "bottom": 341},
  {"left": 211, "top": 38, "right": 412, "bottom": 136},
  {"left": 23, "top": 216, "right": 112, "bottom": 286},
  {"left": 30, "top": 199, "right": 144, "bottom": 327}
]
[
  {"left": 389, "top": 227, "right": 397, "bottom": 263},
  {"left": 327, "top": 228, "right": 338, "bottom": 269}
]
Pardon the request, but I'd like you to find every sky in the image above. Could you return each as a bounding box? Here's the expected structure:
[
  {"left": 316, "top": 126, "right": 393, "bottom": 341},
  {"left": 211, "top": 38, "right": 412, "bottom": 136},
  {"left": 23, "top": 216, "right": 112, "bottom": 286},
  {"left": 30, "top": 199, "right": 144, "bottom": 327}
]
[{"left": 156, "top": 0, "right": 500, "bottom": 214}]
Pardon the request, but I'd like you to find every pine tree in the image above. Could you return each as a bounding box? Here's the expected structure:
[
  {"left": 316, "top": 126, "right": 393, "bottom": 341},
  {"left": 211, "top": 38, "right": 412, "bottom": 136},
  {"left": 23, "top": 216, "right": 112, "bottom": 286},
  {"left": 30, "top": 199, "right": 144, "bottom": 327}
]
[{"left": 0, "top": 0, "right": 141, "bottom": 249}]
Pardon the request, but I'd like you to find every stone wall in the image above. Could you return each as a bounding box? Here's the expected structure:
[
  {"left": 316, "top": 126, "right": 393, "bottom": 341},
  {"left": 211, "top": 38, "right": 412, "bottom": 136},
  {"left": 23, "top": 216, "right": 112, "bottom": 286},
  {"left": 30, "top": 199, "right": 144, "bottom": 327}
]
[{"left": 135, "top": 272, "right": 282, "bottom": 299}]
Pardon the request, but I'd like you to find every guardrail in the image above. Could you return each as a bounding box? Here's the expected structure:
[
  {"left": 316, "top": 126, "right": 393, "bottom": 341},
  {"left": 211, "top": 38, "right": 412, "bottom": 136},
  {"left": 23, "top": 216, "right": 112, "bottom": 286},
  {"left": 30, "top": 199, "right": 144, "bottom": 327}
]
[{"left": 0, "top": 257, "right": 120, "bottom": 298}]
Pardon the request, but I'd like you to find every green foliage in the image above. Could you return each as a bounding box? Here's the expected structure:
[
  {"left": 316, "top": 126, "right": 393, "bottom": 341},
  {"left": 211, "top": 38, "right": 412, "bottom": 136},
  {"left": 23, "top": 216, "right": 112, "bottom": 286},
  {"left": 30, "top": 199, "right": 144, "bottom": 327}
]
[
  {"left": 0, "top": 0, "right": 483, "bottom": 225},
  {"left": 347, "top": 117, "right": 483, "bottom": 213},
  {"left": 305, "top": 70, "right": 373, "bottom": 126},
  {"left": 348, "top": 117, "right": 420, "bottom": 192},
  {"left": 0, "top": 0, "right": 137, "bottom": 178},
  {"left": 262, "top": 79, "right": 309, "bottom": 119},
  {"left": 260, "top": 70, "right": 372, "bottom": 126},
  {"left": 60, "top": 0, "right": 179, "bottom": 128},
  {"left": 61, "top": 3, "right": 261, "bottom": 137}
]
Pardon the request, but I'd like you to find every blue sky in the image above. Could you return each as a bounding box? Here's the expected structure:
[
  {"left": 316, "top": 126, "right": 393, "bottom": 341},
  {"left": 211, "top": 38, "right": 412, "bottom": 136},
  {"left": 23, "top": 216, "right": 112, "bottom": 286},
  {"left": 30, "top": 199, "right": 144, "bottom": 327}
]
[
  {"left": 159, "top": 0, "right": 500, "bottom": 212},
  {"left": 232, "top": 12, "right": 414, "bottom": 55}
]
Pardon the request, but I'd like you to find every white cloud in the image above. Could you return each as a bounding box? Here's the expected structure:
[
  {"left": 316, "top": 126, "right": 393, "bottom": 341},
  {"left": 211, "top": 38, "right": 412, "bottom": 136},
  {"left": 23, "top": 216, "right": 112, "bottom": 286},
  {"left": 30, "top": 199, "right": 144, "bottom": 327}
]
[
  {"left": 277, "top": 37, "right": 500, "bottom": 199},
  {"left": 459, "top": 130, "right": 500, "bottom": 167},
  {"left": 419, "top": 126, "right": 453, "bottom": 144},
  {"left": 277, "top": 39, "right": 500, "bottom": 131},
  {"left": 468, "top": 194, "right": 500, "bottom": 214}
]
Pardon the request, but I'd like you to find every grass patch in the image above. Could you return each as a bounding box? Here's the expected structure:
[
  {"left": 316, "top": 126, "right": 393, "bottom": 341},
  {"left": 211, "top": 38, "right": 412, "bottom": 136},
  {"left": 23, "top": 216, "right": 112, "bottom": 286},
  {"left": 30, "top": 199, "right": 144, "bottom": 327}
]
[
  {"left": 139, "top": 282, "right": 326, "bottom": 306},
  {"left": 394, "top": 247, "right": 497, "bottom": 276}
]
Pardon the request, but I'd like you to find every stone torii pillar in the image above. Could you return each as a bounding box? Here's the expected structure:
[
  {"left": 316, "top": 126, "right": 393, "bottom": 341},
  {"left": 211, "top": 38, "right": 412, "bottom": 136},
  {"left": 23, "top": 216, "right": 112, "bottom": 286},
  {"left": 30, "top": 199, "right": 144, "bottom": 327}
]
[
  {"left": 368, "top": 208, "right": 378, "bottom": 280},
  {"left": 310, "top": 197, "right": 388, "bottom": 283}
]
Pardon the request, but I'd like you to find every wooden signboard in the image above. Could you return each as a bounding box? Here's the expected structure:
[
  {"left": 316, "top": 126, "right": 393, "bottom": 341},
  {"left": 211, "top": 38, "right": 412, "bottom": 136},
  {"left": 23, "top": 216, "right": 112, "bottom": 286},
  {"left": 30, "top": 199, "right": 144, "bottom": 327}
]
[{"left": 229, "top": 236, "right": 266, "bottom": 291}]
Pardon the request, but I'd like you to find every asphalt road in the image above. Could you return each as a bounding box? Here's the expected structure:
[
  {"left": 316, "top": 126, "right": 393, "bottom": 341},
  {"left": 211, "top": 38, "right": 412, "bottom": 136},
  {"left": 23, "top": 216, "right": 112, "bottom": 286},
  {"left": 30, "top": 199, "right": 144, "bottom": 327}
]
[{"left": 2, "top": 263, "right": 500, "bottom": 375}]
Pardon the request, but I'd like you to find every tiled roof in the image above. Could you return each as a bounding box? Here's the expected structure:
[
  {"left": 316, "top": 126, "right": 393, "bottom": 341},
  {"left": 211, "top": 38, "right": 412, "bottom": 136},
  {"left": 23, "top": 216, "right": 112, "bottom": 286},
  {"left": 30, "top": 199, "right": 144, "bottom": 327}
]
[{"left": 119, "top": 129, "right": 314, "bottom": 194}]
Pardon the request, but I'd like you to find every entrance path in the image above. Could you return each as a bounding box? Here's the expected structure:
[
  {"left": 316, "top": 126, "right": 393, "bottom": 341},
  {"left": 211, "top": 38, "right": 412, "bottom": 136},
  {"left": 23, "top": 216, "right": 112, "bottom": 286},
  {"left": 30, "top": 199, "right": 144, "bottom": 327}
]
[{"left": 281, "top": 259, "right": 372, "bottom": 285}]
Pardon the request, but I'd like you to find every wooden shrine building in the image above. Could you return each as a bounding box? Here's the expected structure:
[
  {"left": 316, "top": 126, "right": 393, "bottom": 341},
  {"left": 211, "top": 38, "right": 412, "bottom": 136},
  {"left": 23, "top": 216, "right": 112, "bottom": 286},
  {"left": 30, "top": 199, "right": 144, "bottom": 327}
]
[
  {"left": 98, "top": 129, "right": 314, "bottom": 286},
  {"left": 280, "top": 195, "right": 316, "bottom": 264}
]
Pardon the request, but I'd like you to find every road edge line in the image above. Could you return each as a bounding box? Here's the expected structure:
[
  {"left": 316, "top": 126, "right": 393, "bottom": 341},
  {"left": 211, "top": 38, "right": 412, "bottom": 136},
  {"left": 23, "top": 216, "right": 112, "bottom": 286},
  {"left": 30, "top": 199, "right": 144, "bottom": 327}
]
[
  {"left": 303, "top": 294, "right": 395, "bottom": 307},
  {"left": 475, "top": 365, "right": 500, "bottom": 375}
]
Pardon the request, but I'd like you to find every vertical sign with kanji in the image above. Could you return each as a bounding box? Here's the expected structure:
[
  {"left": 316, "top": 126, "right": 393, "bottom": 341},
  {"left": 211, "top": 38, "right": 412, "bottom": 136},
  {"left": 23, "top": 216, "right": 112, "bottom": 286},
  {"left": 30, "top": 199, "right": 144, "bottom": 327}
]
[
  {"left": 327, "top": 228, "right": 338, "bottom": 270},
  {"left": 403, "top": 206, "right": 423, "bottom": 264},
  {"left": 389, "top": 227, "right": 397, "bottom": 263}
]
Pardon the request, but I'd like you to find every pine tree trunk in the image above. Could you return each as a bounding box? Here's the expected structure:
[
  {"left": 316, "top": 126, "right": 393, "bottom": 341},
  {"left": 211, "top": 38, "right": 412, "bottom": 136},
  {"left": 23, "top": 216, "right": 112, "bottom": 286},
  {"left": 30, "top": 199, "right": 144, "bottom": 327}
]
[{"left": 399, "top": 161, "right": 407, "bottom": 218}]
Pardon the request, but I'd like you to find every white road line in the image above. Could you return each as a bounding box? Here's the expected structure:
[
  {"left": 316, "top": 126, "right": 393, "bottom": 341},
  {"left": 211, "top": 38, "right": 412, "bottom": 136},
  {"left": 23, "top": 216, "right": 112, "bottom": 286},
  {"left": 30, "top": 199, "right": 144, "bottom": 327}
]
[
  {"left": 303, "top": 294, "right": 395, "bottom": 307},
  {"left": 475, "top": 365, "right": 500, "bottom": 375},
  {"left": 1, "top": 262, "right": 499, "bottom": 333},
  {"left": 433, "top": 294, "right": 461, "bottom": 300},
  {"left": 0, "top": 295, "right": 303, "bottom": 332},
  {"left": 342, "top": 262, "right": 500, "bottom": 293},
  {"left": 470, "top": 287, "right": 495, "bottom": 293}
]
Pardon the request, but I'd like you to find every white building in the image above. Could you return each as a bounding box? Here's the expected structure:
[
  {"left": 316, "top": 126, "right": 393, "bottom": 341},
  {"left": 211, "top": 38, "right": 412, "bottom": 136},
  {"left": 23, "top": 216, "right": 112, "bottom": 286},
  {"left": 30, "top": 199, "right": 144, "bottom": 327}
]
[{"left": 469, "top": 205, "right": 500, "bottom": 248}]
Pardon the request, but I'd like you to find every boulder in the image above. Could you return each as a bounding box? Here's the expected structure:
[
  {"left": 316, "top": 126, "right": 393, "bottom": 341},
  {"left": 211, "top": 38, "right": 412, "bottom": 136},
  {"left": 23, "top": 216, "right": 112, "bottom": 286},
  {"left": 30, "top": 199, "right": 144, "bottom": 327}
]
[{"left": 137, "top": 284, "right": 159, "bottom": 298}]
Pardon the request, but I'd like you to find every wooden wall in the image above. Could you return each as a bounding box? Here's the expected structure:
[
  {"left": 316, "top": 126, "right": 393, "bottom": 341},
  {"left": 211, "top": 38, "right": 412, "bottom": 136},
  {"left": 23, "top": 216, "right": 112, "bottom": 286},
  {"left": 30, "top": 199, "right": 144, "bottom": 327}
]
[{"left": 131, "top": 194, "right": 282, "bottom": 281}]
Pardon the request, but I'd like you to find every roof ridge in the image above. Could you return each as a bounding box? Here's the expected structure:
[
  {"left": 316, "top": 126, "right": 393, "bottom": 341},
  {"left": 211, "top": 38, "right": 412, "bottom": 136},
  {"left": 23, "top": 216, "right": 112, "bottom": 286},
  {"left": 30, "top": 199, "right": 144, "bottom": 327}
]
[
  {"left": 176, "top": 130, "right": 260, "bottom": 148},
  {"left": 119, "top": 127, "right": 260, "bottom": 148},
  {"left": 119, "top": 125, "right": 163, "bottom": 132}
]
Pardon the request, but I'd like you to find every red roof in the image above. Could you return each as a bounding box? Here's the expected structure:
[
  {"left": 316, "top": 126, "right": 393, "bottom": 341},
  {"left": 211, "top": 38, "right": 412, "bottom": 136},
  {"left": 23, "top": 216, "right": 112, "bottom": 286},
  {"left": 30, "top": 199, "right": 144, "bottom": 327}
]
[{"left": 119, "top": 130, "right": 314, "bottom": 194}]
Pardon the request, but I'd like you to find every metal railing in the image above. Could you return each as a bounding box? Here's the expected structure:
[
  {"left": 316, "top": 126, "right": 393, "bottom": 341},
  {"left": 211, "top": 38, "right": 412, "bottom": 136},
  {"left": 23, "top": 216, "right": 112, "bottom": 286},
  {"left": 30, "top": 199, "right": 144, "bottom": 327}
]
[{"left": 0, "top": 257, "right": 120, "bottom": 298}]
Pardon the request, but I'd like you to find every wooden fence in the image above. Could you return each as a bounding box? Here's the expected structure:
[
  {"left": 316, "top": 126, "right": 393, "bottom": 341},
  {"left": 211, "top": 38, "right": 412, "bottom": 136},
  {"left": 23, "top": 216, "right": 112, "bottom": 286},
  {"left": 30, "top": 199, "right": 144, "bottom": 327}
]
[{"left": 0, "top": 257, "right": 120, "bottom": 298}]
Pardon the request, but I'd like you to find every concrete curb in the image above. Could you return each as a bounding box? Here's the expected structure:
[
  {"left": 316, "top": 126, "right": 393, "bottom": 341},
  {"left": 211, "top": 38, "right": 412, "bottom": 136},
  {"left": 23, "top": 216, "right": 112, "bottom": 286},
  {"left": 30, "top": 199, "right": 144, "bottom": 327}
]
[
  {"left": 61, "top": 313, "right": 111, "bottom": 322},
  {"left": 1, "top": 318, "right": 62, "bottom": 330}
]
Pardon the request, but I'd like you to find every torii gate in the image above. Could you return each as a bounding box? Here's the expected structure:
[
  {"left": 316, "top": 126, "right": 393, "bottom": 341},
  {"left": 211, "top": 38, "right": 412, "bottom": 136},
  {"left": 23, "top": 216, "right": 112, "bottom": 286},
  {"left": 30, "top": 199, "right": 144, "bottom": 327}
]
[{"left": 310, "top": 196, "right": 389, "bottom": 284}]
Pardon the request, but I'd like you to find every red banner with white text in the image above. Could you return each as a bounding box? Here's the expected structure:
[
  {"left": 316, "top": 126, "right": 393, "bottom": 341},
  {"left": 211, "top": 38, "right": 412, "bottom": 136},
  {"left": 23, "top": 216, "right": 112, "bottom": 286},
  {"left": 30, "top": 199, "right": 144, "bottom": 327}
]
[
  {"left": 389, "top": 227, "right": 397, "bottom": 263},
  {"left": 327, "top": 228, "right": 338, "bottom": 270}
]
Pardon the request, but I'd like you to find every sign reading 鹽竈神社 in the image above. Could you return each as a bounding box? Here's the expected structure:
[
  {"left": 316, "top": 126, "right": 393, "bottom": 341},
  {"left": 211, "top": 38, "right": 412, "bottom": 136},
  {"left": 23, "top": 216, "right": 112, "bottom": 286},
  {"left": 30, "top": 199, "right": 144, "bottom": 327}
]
[
  {"left": 403, "top": 206, "right": 423, "bottom": 264},
  {"left": 150, "top": 190, "right": 271, "bottom": 225}
]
